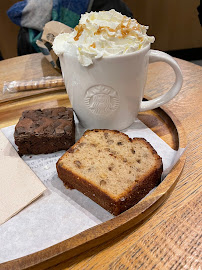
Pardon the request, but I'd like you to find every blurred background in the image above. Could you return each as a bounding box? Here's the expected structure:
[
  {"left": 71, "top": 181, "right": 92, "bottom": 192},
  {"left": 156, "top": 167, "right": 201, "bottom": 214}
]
[{"left": 0, "top": 0, "right": 202, "bottom": 65}]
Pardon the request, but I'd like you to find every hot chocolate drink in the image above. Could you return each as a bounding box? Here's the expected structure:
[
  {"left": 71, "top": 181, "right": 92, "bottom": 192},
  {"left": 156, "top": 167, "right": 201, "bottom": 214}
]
[{"left": 52, "top": 10, "right": 182, "bottom": 130}]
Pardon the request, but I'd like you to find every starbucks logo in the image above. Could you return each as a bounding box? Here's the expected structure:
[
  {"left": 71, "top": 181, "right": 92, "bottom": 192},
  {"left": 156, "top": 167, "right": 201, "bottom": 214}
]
[
  {"left": 46, "top": 33, "right": 55, "bottom": 43},
  {"left": 84, "top": 85, "right": 119, "bottom": 115}
]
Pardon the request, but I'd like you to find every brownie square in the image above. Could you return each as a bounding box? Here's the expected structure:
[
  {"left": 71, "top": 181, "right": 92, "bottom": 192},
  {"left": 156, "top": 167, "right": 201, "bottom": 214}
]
[{"left": 14, "top": 107, "right": 75, "bottom": 155}]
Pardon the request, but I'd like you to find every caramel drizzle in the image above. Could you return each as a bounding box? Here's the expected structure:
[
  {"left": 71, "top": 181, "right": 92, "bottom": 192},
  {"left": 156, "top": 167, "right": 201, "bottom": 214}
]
[
  {"left": 74, "top": 25, "right": 84, "bottom": 41},
  {"left": 74, "top": 18, "right": 143, "bottom": 42},
  {"left": 90, "top": 42, "right": 96, "bottom": 48},
  {"left": 94, "top": 18, "right": 142, "bottom": 40}
]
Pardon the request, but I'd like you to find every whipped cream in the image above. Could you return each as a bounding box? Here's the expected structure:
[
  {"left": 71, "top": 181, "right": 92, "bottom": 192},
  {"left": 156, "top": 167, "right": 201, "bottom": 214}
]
[{"left": 53, "top": 9, "right": 155, "bottom": 66}]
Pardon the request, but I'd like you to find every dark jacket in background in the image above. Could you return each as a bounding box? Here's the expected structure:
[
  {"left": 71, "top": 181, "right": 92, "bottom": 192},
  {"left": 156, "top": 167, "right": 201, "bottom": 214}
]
[{"left": 91, "top": 0, "right": 133, "bottom": 18}]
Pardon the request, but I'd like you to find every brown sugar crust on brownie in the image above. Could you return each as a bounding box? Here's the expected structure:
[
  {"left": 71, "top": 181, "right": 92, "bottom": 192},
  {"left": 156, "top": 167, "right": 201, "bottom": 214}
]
[
  {"left": 14, "top": 107, "right": 75, "bottom": 155},
  {"left": 56, "top": 129, "right": 163, "bottom": 215}
]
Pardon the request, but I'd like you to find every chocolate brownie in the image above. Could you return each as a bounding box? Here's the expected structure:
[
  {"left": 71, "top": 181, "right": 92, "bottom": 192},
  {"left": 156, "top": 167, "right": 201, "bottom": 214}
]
[{"left": 14, "top": 107, "right": 75, "bottom": 155}]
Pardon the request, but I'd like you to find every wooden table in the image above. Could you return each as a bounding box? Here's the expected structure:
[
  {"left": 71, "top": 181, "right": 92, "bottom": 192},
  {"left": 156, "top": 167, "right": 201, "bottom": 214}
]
[{"left": 0, "top": 53, "right": 201, "bottom": 269}]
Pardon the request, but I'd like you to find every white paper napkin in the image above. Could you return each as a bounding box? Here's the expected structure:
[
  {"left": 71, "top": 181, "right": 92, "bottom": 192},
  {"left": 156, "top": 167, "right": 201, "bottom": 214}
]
[{"left": 0, "top": 131, "right": 46, "bottom": 226}]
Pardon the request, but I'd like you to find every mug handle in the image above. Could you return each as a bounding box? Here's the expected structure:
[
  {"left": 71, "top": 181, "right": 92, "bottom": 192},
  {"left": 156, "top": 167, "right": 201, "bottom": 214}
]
[{"left": 140, "top": 50, "right": 183, "bottom": 112}]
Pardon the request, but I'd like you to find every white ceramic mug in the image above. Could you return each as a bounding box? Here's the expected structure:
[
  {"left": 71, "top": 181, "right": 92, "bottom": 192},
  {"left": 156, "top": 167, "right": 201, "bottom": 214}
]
[{"left": 59, "top": 45, "right": 183, "bottom": 130}]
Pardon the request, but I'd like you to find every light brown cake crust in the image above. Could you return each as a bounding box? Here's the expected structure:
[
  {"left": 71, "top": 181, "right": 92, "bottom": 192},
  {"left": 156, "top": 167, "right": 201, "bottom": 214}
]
[{"left": 56, "top": 129, "right": 163, "bottom": 215}]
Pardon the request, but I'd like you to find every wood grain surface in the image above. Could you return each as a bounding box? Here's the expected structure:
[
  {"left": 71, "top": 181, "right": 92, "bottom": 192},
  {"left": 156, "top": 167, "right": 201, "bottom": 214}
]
[{"left": 0, "top": 53, "right": 201, "bottom": 270}]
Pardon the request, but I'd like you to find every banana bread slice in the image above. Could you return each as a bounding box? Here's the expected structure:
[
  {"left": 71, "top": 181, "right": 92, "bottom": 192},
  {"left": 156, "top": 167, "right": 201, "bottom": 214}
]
[{"left": 56, "top": 129, "right": 163, "bottom": 215}]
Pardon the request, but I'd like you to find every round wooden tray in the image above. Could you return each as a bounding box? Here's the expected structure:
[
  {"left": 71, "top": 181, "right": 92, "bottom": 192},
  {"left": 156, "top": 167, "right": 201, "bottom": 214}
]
[{"left": 1, "top": 105, "right": 186, "bottom": 270}]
